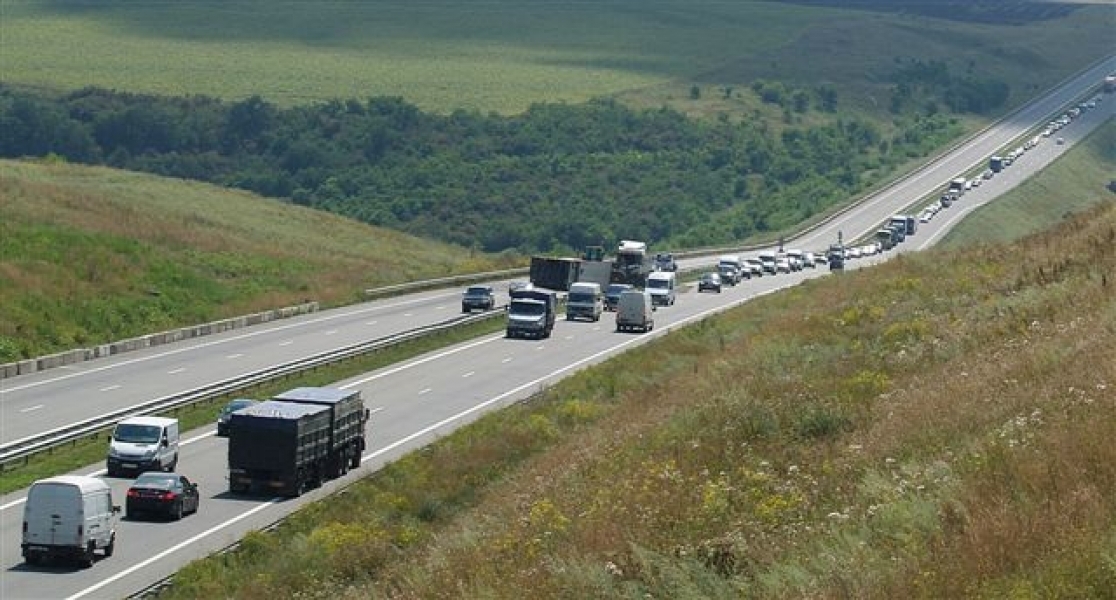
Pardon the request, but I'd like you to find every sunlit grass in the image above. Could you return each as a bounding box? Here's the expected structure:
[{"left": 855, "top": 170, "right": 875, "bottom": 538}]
[{"left": 0, "top": 159, "right": 521, "bottom": 360}]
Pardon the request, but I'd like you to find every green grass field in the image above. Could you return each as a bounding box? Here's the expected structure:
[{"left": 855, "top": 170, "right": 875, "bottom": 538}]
[
  {"left": 0, "top": 158, "right": 520, "bottom": 360},
  {"left": 941, "top": 117, "right": 1116, "bottom": 248},
  {"left": 2, "top": 1, "right": 1112, "bottom": 115}
]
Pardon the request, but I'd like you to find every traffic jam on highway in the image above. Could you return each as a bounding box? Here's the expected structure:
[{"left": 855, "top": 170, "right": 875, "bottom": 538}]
[{"left": 5, "top": 73, "right": 1112, "bottom": 600}]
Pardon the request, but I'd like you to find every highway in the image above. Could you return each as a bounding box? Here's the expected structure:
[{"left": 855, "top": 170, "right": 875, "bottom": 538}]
[{"left": 0, "top": 55, "right": 1112, "bottom": 599}]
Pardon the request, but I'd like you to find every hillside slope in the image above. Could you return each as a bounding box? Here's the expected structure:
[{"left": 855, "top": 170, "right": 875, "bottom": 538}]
[
  {"left": 164, "top": 198, "right": 1116, "bottom": 597},
  {"left": 0, "top": 159, "right": 518, "bottom": 361}
]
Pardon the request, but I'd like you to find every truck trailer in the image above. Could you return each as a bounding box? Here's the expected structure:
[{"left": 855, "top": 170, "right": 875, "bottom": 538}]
[
  {"left": 227, "top": 387, "right": 368, "bottom": 497},
  {"left": 529, "top": 256, "right": 614, "bottom": 291}
]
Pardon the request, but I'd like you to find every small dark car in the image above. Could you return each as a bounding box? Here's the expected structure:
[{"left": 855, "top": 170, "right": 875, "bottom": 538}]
[
  {"left": 461, "top": 285, "right": 496, "bottom": 313},
  {"left": 604, "top": 283, "right": 633, "bottom": 311},
  {"left": 697, "top": 272, "right": 722, "bottom": 293},
  {"left": 126, "top": 472, "right": 199, "bottom": 521},
  {"left": 216, "top": 398, "right": 258, "bottom": 437}
]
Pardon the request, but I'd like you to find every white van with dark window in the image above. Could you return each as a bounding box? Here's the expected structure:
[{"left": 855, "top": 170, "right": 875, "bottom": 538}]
[
  {"left": 106, "top": 416, "right": 179, "bottom": 477},
  {"left": 566, "top": 281, "right": 604, "bottom": 322},
  {"left": 646, "top": 271, "right": 676, "bottom": 306},
  {"left": 22, "top": 475, "right": 119, "bottom": 567}
]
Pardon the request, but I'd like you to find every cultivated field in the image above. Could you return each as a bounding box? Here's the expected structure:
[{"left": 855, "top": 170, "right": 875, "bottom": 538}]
[{"left": 1, "top": 0, "right": 1112, "bottom": 115}]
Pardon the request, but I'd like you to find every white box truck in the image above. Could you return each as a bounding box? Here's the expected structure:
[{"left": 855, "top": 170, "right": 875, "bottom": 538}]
[{"left": 22, "top": 475, "right": 119, "bottom": 567}]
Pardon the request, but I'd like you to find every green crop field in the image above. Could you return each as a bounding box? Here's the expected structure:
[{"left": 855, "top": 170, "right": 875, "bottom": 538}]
[{"left": 1, "top": 1, "right": 1112, "bottom": 115}]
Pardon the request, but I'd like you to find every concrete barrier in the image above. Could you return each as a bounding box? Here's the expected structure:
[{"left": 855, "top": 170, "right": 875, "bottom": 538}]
[{"left": 1, "top": 301, "right": 320, "bottom": 381}]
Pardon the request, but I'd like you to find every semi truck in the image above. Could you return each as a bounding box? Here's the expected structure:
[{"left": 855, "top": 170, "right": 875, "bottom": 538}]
[
  {"left": 506, "top": 287, "right": 557, "bottom": 339},
  {"left": 227, "top": 387, "right": 368, "bottom": 497},
  {"left": 890, "top": 215, "right": 917, "bottom": 236},
  {"left": 948, "top": 177, "right": 967, "bottom": 195},
  {"left": 612, "top": 240, "right": 652, "bottom": 287},
  {"left": 989, "top": 156, "right": 1004, "bottom": 173}
]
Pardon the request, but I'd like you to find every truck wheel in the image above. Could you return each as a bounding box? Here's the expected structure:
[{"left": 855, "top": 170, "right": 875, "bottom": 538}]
[
  {"left": 104, "top": 533, "right": 115, "bottom": 558},
  {"left": 82, "top": 543, "right": 96, "bottom": 568},
  {"left": 25, "top": 553, "right": 42, "bottom": 566}
]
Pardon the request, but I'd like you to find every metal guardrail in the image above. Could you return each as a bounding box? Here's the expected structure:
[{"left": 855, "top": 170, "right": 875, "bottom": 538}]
[
  {"left": 363, "top": 267, "right": 528, "bottom": 298},
  {"left": 0, "top": 310, "right": 506, "bottom": 468}
]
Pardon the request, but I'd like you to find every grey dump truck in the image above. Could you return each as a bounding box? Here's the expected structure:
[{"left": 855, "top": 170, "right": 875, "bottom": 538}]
[
  {"left": 506, "top": 287, "right": 557, "bottom": 339},
  {"left": 227, "top": 387, "right": 368, "bottom": 497}
]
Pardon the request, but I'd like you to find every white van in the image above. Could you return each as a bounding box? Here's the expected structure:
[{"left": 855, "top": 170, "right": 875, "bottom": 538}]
[
  {"left": 566, "top": 281, "right": 604, "bottom": 322},
  {"left": 22, "top": 475, "right": 119, "bottom": 567},
  {"left": 646, "top": 271, "right": 676, "bottom": 306},
  {"left": 616, "top": 289, "right": 655, "bottom": 333},
  {"left": 106, "top": 416, "right": 180, "bottom": 477}
]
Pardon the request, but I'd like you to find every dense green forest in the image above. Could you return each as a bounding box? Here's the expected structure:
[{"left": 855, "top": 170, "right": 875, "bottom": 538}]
[{"left": 1, "top": 82, "right": 979, "bottom": 253}]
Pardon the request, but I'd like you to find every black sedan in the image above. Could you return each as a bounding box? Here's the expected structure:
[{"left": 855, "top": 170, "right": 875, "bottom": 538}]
[
  {"left": 126, "top": 472, "right": 200, "bottom": 520},
  {"left": 697, "top": 272, "right": 722, "bottom": 293}
]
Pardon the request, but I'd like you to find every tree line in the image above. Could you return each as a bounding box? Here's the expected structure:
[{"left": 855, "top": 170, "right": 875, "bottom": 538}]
[{"left": 0, "top": 85, "right": 964, "bottom": 254}]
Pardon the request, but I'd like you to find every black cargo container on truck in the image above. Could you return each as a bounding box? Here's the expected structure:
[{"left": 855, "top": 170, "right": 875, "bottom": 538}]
[
  {"left": 274, "top": 387, "right": 367, "bottom": 476},
  {"left": 530, "top": 255, "right": 613, "bottom": 290},
  {"left": 227, "top": 387, "right": 368, "bottom": 497},
  {"left": 529, "top": 257, "right": 580, "bottom": 291}
]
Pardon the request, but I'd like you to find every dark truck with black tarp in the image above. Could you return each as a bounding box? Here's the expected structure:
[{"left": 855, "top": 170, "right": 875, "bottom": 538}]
[
  {"left": 227, "top": 387, "right": 368, "bottom": 497},
  {"left": 506, "top": 287, "right": 557, "bottom": 339}
]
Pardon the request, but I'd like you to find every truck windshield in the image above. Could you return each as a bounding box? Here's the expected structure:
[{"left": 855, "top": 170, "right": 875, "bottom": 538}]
[
  {"left": 511, "top": 301, "right": 545, "bottom": 316},
  {"left": 569, "top": 293, "right": 594, "bottom": 303},
  {"left": 647, "top": 279, "right": 668, "bottom": 289},
  {"left": 113, "top": 424, "right": 162, "bottom": 443}
]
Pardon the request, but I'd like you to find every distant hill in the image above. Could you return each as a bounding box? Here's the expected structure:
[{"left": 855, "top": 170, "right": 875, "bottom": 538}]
[{"left": 0, "top": 159, "right": 519, "bottom": 361}]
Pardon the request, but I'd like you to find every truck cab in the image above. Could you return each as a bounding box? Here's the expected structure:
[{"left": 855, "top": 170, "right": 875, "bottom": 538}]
[
  {"left": 645, "top": 271, "right": 676, "bottom": 306},
  {"left": 875, "top": 229, "right": 896, "bottom": 251},
  {"left": 507, "top": 288, "right": 557, "bottom": 339},
  {"left": 566, "top": 281, "right": 603, "bottom": 322}
]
